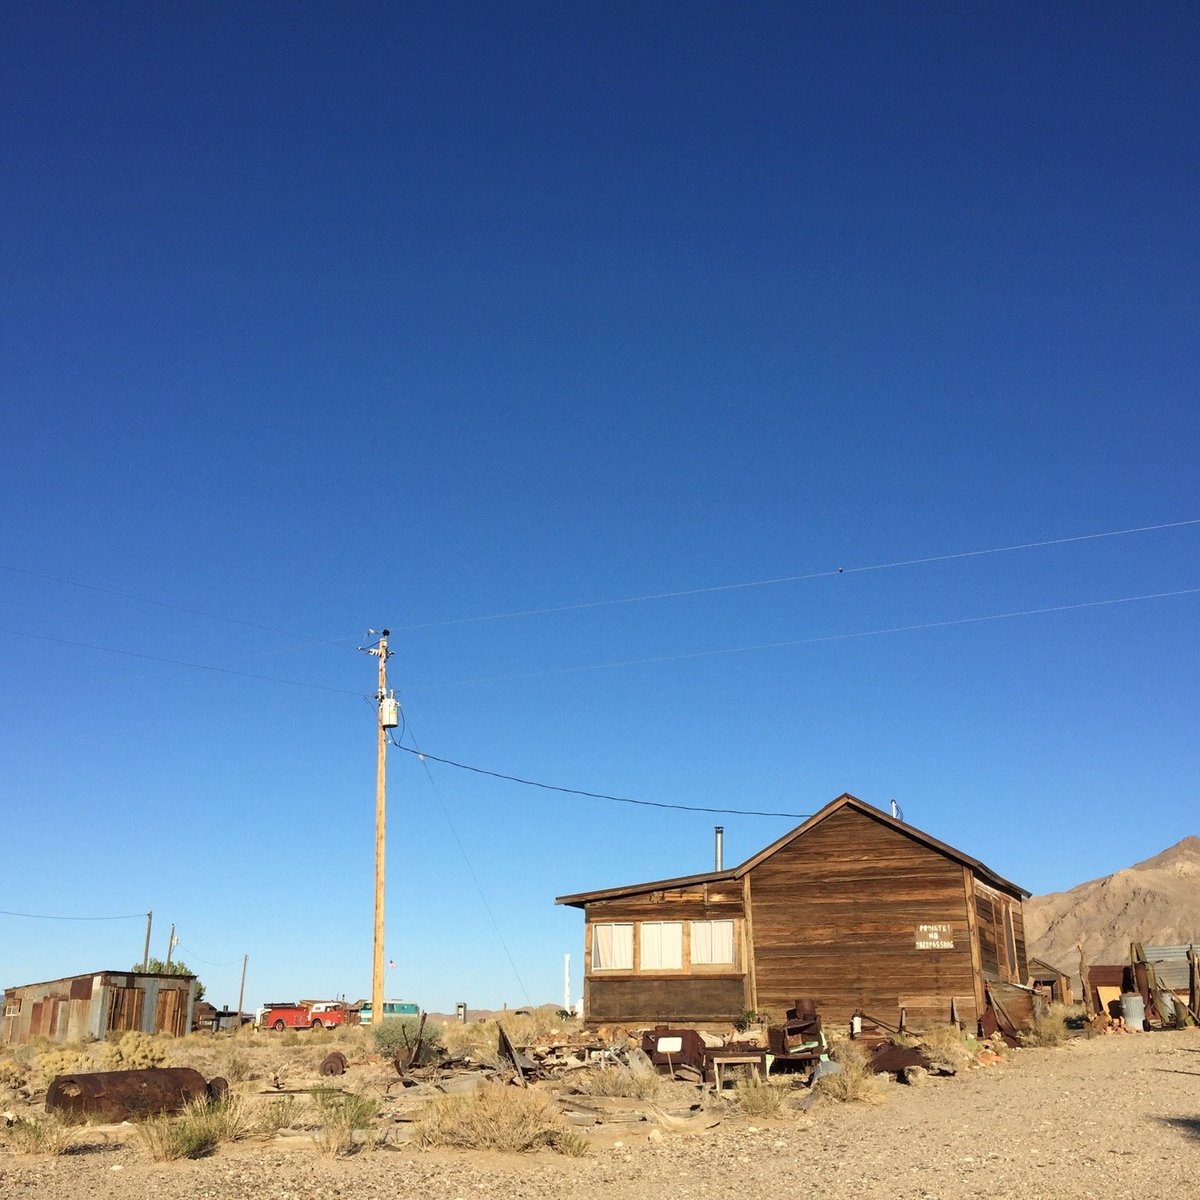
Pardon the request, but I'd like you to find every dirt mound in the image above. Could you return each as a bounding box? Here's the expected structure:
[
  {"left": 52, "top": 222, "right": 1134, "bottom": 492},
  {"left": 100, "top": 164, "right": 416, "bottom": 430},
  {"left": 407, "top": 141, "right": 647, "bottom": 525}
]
[{"left": 1024, "top": 835, "right": 1200, "bottom": 972}]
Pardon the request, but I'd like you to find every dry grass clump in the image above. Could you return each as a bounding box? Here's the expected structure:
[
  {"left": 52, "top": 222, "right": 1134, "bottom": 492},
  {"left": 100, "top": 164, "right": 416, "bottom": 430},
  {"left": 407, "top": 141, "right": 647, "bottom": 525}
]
[
  {"left": 1021, "top": 1010, "right": 1071, "bottom": 1048},
  {"left": 440, "top": 1021, "right": 502, "bottom": 1065},
  {"left": 0, "top": 1057, "right": 30, "bottom": 1090},
  {"left": 256, "top": 1094, "right": 301, "bottom": 1137},
  {"left": 1, "top": 1113, "right": 78, "bottom": 1156},
  {"left": 573, "top": 1064, "right": 664, "bottom": 1100},
  {"left": 134, "top": 1095, "right": 249, "bottom": 1161},
  {"left": 101, "top": 1031, "right": 168, "bottom": 1070},
  {"left": 310, "top": 1088, "right": 380, "bottom": 1156},
  {"left": 413, "top": 1082, "right": 588, "bottom": 1155},
  {"left": 814, "top": 1041, "right": 889, "bottom": 1105},
  {"left": 34, "top": 1047, "right": 86, "bottom": 1083},
  {"left": 733, "top": 1074, "right": 792, "bottom": 1117},
  {"left": 914, "top": 1024, "right": 977, "bottom": 1072}
]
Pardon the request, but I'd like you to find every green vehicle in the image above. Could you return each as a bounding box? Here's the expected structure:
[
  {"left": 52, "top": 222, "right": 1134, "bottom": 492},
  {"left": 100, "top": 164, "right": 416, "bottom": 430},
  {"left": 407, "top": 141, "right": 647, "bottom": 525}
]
[{"left": 357, "top": 999, "right": 419, "bottom": 1026}]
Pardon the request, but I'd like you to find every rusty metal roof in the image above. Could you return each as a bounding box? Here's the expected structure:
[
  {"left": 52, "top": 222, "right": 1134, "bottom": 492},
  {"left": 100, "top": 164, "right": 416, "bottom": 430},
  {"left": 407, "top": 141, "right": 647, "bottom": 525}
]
[
  {"left": 3, "top": 969, "right": 197, "bottom": 994},
  {"left": 554, "top": 792, "right": 1029, "bottom": 907}
]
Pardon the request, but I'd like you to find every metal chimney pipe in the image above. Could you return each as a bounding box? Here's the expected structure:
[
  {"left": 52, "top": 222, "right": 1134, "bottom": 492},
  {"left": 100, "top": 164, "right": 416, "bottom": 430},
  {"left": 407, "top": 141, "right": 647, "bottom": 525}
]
[{"left": 714, "top": 826, "right": 724, "bottom": 871}]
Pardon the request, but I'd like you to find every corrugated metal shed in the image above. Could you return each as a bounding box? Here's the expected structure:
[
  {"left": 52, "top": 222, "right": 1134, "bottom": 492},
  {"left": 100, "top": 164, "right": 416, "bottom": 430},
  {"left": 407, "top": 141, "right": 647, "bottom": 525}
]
[
  {"left": 2, "top": 970, "right": 196, "bottom": 1046},
  {"left": 1144, "top": 945, "right": 1196, "bottom": 992}
]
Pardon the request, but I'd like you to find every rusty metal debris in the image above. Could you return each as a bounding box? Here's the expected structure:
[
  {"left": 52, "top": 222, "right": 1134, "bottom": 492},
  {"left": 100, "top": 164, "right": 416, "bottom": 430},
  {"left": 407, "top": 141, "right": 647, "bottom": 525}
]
[
  {"left": 46, "top": 1067, "right": 222, "bottom": 1123},
  {"left": 319, "top": 1051, "right": 348, "bottom": 1077}
]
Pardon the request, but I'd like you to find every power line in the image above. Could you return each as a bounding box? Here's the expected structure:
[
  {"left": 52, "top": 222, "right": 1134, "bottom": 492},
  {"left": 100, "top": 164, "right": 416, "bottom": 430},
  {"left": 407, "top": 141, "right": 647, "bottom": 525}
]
[
  {"left": 390, "top": 736, "right": 811, "bottom": 818},
  {"left": 402, "top": 720, "right": 534, "bottom": 1008},
  {"left": 0, "top": 563, "right": 358, "bottom": 649},
  {"left": 0, "top": 628, "right": 365, "bottom": 695},
  {"left": 0, "top": 907, "right": 145, "bottom": 921},
  {"left": 397, "top": 518, "right": 1200, "bottom": 631},
  {"left": 411, "top": 585, "right": 1200, "bottom": 689}
]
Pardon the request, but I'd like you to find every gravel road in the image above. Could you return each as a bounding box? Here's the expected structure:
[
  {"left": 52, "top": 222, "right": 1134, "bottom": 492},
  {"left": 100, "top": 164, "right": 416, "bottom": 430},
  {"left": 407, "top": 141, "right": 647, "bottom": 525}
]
[{"left": 4, "top": 1027, "right": 1198, "bottom": 1200}]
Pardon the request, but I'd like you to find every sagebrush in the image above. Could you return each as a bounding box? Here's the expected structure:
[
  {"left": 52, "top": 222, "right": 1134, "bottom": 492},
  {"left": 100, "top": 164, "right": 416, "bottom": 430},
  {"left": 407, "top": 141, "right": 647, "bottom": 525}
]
[
  {"left": 310, "top": 1087, "right": 380, "bottom": 1156},
  {"left": 134, "top": 1095, "right": 249, "bottom": 1161},
  {"left": 814, "top": 1042, "right": 888, "bottom": 1105},
  {"left": 413, "top": 1082, "right": 587, "bottom": 1155}
]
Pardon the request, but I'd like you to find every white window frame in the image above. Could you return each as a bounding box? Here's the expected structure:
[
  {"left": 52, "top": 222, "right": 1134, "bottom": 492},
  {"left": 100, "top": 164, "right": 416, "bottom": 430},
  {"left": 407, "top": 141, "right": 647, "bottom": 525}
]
[
  {"left": 591, "top": 922, "right": 633, "bottom": 970},
  {"left": 690, "top": 919, "right": 735, "bottom": 965},
  {"left": 640, "top": 921, "right": 684, "bottom": 970}
]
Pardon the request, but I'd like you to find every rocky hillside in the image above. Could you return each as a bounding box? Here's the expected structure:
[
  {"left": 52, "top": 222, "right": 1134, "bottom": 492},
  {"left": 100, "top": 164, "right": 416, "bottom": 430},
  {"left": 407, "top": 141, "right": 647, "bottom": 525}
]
[{"left": 1024, "top": 835, "right": 1200, "bottom": 972}]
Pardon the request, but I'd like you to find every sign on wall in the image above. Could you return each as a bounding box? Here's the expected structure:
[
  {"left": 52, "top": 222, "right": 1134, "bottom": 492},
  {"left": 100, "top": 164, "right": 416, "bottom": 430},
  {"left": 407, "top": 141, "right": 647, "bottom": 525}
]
[{"left": 915, "top": 923, "right": 955, "bottom": 950}]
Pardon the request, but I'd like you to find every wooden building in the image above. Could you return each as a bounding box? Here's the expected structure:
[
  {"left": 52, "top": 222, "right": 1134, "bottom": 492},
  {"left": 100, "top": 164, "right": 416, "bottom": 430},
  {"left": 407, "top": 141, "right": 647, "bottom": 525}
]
[
  {"left": 556, "top": 793, "right": 1029, "bottom": 1031},
  {"left": 2, "top": 970, "right": 196, "bottom": 1046}
]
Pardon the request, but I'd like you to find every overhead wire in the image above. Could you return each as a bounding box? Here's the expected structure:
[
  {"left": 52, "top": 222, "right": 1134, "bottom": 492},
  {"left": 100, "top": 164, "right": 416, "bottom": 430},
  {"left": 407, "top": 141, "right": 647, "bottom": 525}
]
[
  {"left": 0, "top": 628, "right": 366, "bottom": 695},
  {"left": 389, "top": 737, "right": 812, "bottom": 818},
  {"left": 410, "top": 584, "right": 1200, "bottom": 689},
  {"left": 0, "top": 563, "right": 359, "bottom": 649},
  {"left": 0, "top": 907, "right": 146, "bottom": 921},
  {"left": 396, "top": 518, "right": 1200, "bottom": 630},
  {"left": 394, "top": 721, "right": 534, "bottom": 1007}
]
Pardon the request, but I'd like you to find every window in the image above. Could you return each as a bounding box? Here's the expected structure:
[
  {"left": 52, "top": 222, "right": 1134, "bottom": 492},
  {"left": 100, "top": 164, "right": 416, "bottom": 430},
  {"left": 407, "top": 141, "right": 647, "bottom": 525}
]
[
  {"left": 592, "top": 923, "right": 633, "bottom": 970},
  {"left": 3, "top": 999, "right": 20, "bottom": 1017},
  {"left": 690, "top": 920, "right": 735, "bottom": 965},
  {"left": 640, "top": 922, "right": 683, "bottom": 970}
]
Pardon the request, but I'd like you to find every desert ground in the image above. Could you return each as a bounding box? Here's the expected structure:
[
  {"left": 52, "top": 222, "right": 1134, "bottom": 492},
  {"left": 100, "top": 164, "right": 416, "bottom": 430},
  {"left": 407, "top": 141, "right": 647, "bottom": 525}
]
[{"left": 3, "top": 1024, "right": 1198, "bottom": 1200}]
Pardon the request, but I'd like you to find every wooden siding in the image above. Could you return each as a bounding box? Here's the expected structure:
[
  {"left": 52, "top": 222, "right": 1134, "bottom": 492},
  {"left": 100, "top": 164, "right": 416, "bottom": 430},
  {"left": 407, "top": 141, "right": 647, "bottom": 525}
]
[
  {"left": 748, "top": 806, "right": 979, "bottom": 1029},
  {"left": 584, "top": 888, "right": 744, "bottom": 924},
  {"left": 587, "top": 975, "right": 745, "bottom": 1024}
]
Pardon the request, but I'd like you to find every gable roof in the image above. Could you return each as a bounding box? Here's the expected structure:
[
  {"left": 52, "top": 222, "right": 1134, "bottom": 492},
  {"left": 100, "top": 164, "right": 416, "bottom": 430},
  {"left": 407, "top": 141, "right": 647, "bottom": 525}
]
[{"left": 555, "top": 792, "right": 1028, "bottom": 908}]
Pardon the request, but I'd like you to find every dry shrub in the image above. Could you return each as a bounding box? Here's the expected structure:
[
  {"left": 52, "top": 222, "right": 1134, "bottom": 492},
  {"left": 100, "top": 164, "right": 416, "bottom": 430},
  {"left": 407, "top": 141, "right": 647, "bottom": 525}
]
[
  {"left": 440, "top": 1021, "right": 502, "bottom": 1066},
  {"left": 101, "top": 1031, "right": 167, "bottom": 1070},
  {"left": 914, "top": 1025, "right": 977, "bottom": 1073},
  {"left": 256, "top": 1094, "right": 300, "bottom": 1137},
  {"left": 1, "top": 1114, "right": 77, "bottom": 1156},
  {"left": 310, "top": 1088, "right": 380, "bottom": 1157},
  {"left": 35, "top": 1048, "right": 85, "bottom": 1083},
  {"left": 0, "top": 1058, "right": 29, "bottom": 1090},
  {"left": 134, "top": 1095, "right": 249, "bottom": 1161},
  {"left": 413, "top": 1082, "right": 586, "bottom": 1155},
  {"left": 734, "top": 1074, "right": 791, "bottom": 1117},
  {"left": 1020, "top": 1013, "right": 1070, "bottom": 1048},
  {"left": 217, "top": 1046, "right": 254, "bottom": 1083},
  {"left": 814, "top": 1041, "right": 888, "bottom": 1105},
  {"left": 573, "top": 1064, "right": 664, "bottom": 1100}
]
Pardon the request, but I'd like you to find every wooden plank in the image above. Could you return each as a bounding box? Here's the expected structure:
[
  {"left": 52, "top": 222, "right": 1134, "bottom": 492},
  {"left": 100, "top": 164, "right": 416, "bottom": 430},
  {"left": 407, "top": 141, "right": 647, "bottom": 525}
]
[
  {"left": 742, "top": 874, "right": 757, "bottom": 1014},
  {"left": 963, "top": 866, "right": 986, "bottom": 1021}
]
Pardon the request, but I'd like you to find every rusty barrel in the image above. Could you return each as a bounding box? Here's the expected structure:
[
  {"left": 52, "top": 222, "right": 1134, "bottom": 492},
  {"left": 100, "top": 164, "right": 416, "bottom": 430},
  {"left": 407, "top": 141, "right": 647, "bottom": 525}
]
[{"left": 46, "top": 1067, "right": 210, "bottom": 1123}]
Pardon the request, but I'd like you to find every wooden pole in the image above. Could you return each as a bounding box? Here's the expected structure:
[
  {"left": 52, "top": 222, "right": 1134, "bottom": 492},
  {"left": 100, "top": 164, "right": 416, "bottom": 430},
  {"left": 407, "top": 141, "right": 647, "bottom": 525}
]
[
  {"left": 1078, "top": 941, "right": 1094, "bottom": 1017},
  {"left": 372, "top": 634, "right": 389, "bottom": 1026},
  {"left": 142, "top": 910, "right": 153, "bottom": 972},
  {"left": 236, "top": 954, "right": 248, "bottom": 1028},
  {"left": 165, "top": 923, "right": 176, "bottom": 970}
]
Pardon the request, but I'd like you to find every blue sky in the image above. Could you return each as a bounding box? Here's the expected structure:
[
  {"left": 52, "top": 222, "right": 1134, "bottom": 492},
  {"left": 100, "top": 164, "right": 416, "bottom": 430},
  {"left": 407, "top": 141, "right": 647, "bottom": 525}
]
[{"left": 2, "top": 2, "right": 1196, "bottom": 1014}]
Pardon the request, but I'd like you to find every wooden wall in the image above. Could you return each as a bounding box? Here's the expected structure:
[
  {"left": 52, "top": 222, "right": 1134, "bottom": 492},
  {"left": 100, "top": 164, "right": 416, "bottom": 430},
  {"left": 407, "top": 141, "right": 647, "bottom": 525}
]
[
  {"left": 748, "top": 807, "right": 980, "bottom": 1029},
  {"left": 587, "top": 976, "right": 745, "bottom": 1024},
  {"left": 582, "top": 885, "right": 746, "bottom": 1024}
]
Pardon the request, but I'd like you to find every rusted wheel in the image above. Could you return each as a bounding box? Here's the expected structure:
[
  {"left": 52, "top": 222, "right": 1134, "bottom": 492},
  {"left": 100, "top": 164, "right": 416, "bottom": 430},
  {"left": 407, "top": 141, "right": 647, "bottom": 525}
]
[
  {"left": 319, "top": 1052, "right": 348, "bottom": 1077},
  {"left": 311, "top": 1019, "right": 323, "bottom": 1030},
  {"left": 273, "top": 1019, "right": 286, "bottom": 1032}
]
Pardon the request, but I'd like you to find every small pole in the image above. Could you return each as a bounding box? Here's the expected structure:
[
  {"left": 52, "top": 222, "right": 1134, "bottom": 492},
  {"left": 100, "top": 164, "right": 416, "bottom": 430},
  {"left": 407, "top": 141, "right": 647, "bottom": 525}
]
[
  {"left": 142, "top": 910, "right": 153, "bottom": 972},
  {"left": 563, "top": 953, "right": 570, "bottom": 1014},
  {"left": 165, "top": 923, "right": 177, "bottom": 969},
  {"left": 236, "top": 954, "right": 248, "bottom": 1028}
]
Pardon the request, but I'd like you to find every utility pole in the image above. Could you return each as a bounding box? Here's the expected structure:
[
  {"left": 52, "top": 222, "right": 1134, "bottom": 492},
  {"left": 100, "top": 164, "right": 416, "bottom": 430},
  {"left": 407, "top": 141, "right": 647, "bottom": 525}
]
[
  {"left": 142, "top": 911, "right": 153, "bottom": 972},
  {"left": 236, "top": 954, "right": 248, "bottom": 1026},
  {"left": 360, "top": 629, "right": 398, "bottom": 1027},
  {"left": 165, "top": 924, "right": 177, "bottom": 970}
]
